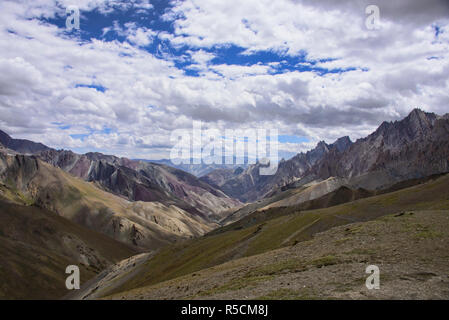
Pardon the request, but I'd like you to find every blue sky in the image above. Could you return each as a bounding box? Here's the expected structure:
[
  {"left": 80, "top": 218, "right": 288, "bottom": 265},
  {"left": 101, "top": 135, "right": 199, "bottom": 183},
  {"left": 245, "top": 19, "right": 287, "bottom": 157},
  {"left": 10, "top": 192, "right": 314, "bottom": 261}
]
[
  {"left": 45, "top": 0, "right": 357, "bottom": 158},
  {"left": 47, "top": 0, "right": 335, "bottom": 158},
  {"left": 51, "top": 2, "right": 357, "bottom": 79},
  {"left": 0, "top": 0, "right": 448, "bottom": 160}
]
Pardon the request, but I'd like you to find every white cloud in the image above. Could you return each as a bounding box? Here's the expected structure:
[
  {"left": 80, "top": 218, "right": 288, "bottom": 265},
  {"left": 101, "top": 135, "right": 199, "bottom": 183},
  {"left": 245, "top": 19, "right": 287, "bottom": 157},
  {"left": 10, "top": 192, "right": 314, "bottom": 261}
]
[
  {"left": 104, "top": 21, "right": 156, "bottom": 47},
  {"left": 0, "top": 0, "right": 448, "bottom": 160}
]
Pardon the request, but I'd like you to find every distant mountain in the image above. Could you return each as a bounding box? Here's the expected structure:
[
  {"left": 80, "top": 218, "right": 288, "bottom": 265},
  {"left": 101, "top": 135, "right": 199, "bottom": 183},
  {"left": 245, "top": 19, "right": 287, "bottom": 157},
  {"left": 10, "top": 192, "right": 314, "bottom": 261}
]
[
  {"left": 145, "top": 158, "right": 249, "bottom": 177},
  {"left": 199, "top": 166, "right": 246, "bottom": 189},
  {"left": 0, "top": 129, "right": 50, "bottom": 154},
  {"left": 306, "top": 109, "right": 449, "bottom": 188},
  {"left": 202, "top": 109, "right": 449, "bottom": 203},
  {"left": 201, "top": 136, "right": 352, "bottom": 202}
]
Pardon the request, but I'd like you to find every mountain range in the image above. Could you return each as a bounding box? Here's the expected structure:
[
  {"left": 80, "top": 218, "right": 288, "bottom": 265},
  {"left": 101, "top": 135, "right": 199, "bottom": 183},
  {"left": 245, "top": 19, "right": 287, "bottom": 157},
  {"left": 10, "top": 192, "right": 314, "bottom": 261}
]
[
  {"left": 0, "top": 131, "right": 240, "bottom": 221},
  {"left": 1, "top": 108, "right": 448, "bottom": 299},
  {"left": 202, "top": 109, "right": 449, "bottom": 204},
  {"left": 144, "top": 158, "right": 248, "bottom": 177}
]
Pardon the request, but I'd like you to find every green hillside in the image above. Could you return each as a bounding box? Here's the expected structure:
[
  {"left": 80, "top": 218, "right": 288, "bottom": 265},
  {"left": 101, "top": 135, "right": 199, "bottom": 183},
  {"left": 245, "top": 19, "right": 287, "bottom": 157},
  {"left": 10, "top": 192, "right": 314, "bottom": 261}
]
[{"left": 105, "top": 173, "right": 449, "bottom": 297}]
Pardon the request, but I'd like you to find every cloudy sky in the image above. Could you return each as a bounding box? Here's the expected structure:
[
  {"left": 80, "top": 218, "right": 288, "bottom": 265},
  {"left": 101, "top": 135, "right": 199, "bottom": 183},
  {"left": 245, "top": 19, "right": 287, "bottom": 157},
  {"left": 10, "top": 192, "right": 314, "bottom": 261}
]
[{"left": 0, "top": 0, "right": 448, "bottom": 160}]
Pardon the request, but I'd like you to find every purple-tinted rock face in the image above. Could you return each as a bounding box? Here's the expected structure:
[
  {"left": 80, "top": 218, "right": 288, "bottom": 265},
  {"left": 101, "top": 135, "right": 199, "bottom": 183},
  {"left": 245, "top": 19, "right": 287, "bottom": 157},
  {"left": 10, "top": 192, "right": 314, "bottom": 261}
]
[
  {"left": 36, "top": 148, "right": 240, "bottom": 221},
  {"left": 203, "top": 109, "right": 449, "bottom": 202},
  {"left": 0, "top": 128, "right": 241, "bottom": 222},
  {"left": 2, "top": 109, "right": 448, "bottom": 209},
  {"left": 310, "top": 109, "right": 449, "bottom": 183},
  {"left": 200, "top": 134, "right": 353, "bottom": 203}
]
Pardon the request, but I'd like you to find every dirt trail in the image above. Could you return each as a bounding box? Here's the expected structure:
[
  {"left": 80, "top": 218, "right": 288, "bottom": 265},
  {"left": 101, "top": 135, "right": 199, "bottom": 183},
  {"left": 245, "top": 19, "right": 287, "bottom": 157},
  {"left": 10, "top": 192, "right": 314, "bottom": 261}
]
[{"left": 65, "top": 252, "right": 153, "bottom": 300}]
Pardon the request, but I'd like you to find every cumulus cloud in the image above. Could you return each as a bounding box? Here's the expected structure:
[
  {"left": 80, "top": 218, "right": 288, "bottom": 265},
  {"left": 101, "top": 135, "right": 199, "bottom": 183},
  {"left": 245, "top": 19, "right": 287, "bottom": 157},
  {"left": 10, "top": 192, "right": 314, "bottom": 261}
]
[{"left": 0, "top": 0, "right": 448, "bottom": 160}]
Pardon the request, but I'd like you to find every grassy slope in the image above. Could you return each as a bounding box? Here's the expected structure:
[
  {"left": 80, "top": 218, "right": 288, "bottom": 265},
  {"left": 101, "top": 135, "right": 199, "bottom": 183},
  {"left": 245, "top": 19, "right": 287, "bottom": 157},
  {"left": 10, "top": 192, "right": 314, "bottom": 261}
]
[
  {"left": 106, "top": 210, "right": 449, "bottom": 300},
  {"left": 0, "top": 200, "right": 136, "bottom": 300},
  {"left": 105, "top": 173, "right": 449, "bottom": 296}
]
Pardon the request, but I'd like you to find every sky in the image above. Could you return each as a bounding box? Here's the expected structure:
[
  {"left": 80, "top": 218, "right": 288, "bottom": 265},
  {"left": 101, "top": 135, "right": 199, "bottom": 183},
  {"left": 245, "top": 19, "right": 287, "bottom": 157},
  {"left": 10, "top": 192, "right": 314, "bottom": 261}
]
[{"left": 0, "top": 0, "right": 448, "bottom": 160}]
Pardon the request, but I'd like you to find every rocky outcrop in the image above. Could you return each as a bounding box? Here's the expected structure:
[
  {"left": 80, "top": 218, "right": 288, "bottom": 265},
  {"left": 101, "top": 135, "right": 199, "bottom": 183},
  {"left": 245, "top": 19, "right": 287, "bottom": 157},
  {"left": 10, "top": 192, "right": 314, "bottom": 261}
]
[{"left": 149, "top": 159, "right": 248, "bottom": 177}]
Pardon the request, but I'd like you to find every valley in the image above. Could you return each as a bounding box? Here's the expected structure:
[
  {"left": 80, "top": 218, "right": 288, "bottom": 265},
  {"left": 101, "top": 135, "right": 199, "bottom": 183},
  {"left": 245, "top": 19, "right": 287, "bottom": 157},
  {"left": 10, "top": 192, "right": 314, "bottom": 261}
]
[
  {"left": 2, "top": 0, "right": 449, "bottom": 305},
  {"left": 67, "top": 173, "right": 449, "bottom": 299},
  {"left": 0, "top": 109, "right": 448, "bottom": 300}
]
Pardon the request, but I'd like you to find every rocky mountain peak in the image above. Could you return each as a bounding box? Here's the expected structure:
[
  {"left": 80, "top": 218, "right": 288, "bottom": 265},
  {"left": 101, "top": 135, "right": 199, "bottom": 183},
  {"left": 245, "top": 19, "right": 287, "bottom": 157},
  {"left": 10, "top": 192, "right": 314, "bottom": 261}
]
[
  {"left": 0, "top": 129, "right": 50, "bottom": 154},
  {"left": 305, "top": 140, "right": 330, "bottom": 165},
  {"left": 407, "top": 107, "right": 427, "bottom": 118},
  {"left": 409, "top": 107, "right": 436, "bottom": 121},
  {"left": 331, "top": 136, "right": 352, "bottom": 152},
  {"left": 0, "top": 130, "right": 12, "bottom": 147},
  {"left": 397, "top": 108, "right": 437, "bottom": 140},
  {"left": 370, "top": 109, "right": 437, "bottom": 143},
  {"left": 316, "top": 140, "right": 328, "bottom": 149}
]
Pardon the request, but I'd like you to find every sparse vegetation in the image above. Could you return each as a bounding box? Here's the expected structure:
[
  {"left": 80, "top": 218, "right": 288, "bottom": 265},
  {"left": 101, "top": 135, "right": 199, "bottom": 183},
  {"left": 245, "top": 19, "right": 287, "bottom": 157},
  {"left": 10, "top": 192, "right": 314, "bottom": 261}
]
[
  {"left": 309, "top": 255, "right": 339, "bottom": 268},
  {"left": 0, "top": 200, "right": 136, "bottom": 299},
  {"left": 257, "top": 288, "right": 318, "bottom": 300},
  {"left": 248, "top": 258, "right": 306, "bottom": 277},
  {"left": 198, "top": 275, "right": 273, "bottom": 296},
  {"left": 104, "top": 210, "right": 449, "bottom": 300},
  {"left": 105, "top": 174, "right": 449, "bottom": 298}
]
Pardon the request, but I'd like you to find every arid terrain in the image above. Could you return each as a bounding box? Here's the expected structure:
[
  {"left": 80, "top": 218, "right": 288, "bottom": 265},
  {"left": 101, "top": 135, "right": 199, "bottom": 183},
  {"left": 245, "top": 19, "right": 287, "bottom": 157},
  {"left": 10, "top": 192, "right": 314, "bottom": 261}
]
[
  {"left": 66, "top": 173, "right": 449, "bottom": 300},
  {"left": 105, "top": 210, "right": 449, "bottom": 300},
  {"left": 0, "top": 109, "right": 448, "bottom": 300}
]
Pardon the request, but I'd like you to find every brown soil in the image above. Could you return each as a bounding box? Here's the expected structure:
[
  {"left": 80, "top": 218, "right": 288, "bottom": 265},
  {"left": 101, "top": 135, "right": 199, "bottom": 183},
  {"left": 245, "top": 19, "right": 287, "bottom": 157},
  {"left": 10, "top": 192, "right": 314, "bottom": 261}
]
[{"left": 106, "top": 210, "right": 449, "bottom": 300}]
